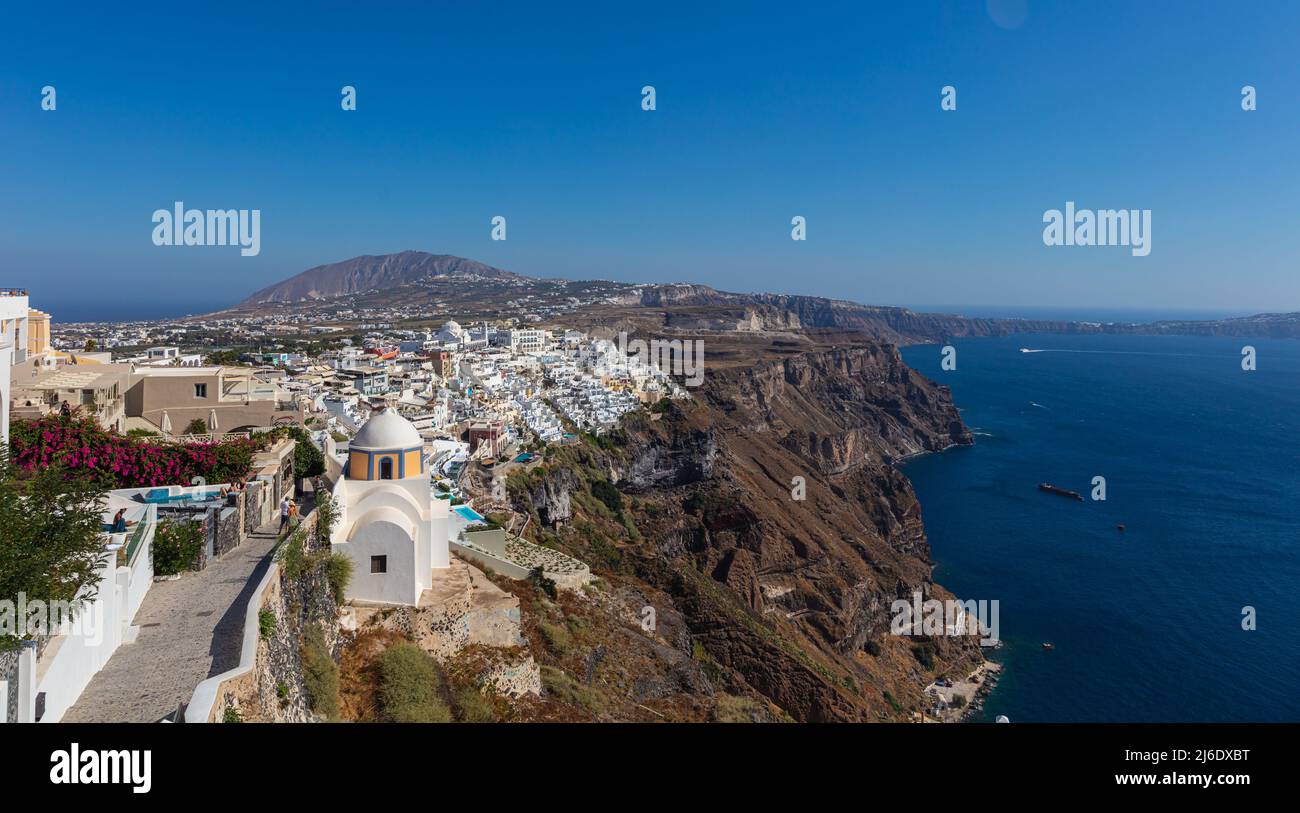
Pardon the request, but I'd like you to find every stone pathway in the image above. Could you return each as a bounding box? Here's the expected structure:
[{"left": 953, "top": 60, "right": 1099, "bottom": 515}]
[{"left": 61, "top": 521, "right": 284, "bottom": 723}]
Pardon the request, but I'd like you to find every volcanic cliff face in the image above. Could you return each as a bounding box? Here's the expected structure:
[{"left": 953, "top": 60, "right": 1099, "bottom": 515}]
[{"left": 506, "top": 338, "right": 982, "bottom": 721}]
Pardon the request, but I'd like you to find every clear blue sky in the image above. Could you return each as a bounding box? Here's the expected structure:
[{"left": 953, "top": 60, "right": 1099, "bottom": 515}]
[{"left": 2, "top": 0, "right": 1297, "bottom": 321}]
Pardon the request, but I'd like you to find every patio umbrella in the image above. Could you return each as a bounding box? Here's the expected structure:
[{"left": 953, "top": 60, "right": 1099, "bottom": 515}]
[
  {"left": 208, "top": 408, "right": 219, "bottom": 433},
  {"left": 160, "top": 410, "right": 172, "bottom": 434}
]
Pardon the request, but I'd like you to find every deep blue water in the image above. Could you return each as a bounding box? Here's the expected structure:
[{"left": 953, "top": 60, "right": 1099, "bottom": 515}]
[
  {"left": 903, "top": 305, "right": 1261, "bottom": 324},
  {"left": 900, "top": 334, "right": 1300, "bottom": 722}
]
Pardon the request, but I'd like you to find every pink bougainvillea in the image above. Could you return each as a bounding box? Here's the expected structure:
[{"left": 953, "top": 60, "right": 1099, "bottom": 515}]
[{"left": 8, "top": 414, "right": 267, "bottom": 488}]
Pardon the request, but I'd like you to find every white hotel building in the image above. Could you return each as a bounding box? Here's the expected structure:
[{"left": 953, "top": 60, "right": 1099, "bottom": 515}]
[{"left": 0, "top": 289, "right": 31, "bottom": 444}]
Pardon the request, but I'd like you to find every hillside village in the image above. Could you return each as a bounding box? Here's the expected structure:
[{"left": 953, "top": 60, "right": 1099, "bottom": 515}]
[
  {"left": 1, "top": 286, "right": 708, "bottom": 724},
  {"left": 4, "top": 268, "right": 1000, "bottom": 725}
]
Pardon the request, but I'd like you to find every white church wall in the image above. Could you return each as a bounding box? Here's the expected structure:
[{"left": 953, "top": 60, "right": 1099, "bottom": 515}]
[
  {"left": 430, "top": 498, "right": 450, "bottom": 568},
  {"left": 346, "top": 517, "right": 420, "bottom": 606}
]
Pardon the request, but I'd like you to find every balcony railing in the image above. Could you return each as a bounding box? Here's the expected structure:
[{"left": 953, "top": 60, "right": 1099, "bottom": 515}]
[{"left": 121, "top": 504, "right": 157, "bottom": 567}]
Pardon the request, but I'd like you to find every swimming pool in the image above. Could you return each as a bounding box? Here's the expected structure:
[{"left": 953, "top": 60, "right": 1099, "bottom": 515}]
[
  {"left": 453, "top": 505, "right": 486, "bottom": 522},
  {"left": 142, "top": 487, "right": 225, "bottom": 504}
]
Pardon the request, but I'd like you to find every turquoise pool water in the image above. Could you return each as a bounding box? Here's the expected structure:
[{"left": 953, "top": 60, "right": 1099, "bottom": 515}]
[
  {"left": 454, "top": 506, "right": 486, "bottom": 522},
  {"left": 143, "top": 488, "right": 225, "bottom": 504}
]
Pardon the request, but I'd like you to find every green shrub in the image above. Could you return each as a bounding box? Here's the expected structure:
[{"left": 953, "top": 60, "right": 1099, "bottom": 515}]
[
  {"left": 301, "top": 625, "right": 339, "bottom": 720},
  {"left": 258, "top": 608, "right": 276, "bottom": 639},
  {"left": 528, "top": 566, "right": 557, "bottom": 600},
  {"left": 539, "top": 665, "right": 607, "bottom": 713},
  {"left": 270, "top": 425, "right": 325, "bottom": 480},
  {"left": 911, "top": 643, "right": 936, "bottom": 670},
  {"left": 314, "top": 494, "right": 339, "bottom": 543},
  {"left": 277, "top": 530, "right": 307, "bottom": 578},
  {"left": 452, "top": 686, "right": 496, "bottom": 723},
  {"left": 377, "top": 643, "right": 451, "bottom": 723},
  {"left": 323, "top": 551, "right": 353, "bottom": 605},
  {"left": 589, "top": 479, "right": 623, "bottom": 514},
  {"left": 222, "top": 706, "right": 243, "bottom": 723},
  {"left": 152, "top": 518, "right": 205, "bottom": 576},
  {"left": 537, "top": 620, "right": 572, "bottom": 655}
]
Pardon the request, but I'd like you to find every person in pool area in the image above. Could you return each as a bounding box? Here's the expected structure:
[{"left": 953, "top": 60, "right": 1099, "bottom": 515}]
[{"left": 109, "top": 508, "right": 136, "bottom": 534}]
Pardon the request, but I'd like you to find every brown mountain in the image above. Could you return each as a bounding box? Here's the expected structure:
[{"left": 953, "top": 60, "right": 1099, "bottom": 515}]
[{"left": 238, "top": 251, "right": 526, "bottom": 305}]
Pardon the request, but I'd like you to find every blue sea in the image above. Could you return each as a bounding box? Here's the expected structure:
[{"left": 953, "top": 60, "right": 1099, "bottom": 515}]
[{"left": 900, "top": 334, "right": 1300, "bottom": 722}]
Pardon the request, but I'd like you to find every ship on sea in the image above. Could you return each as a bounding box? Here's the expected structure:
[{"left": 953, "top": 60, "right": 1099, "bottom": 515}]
[{"left": 1038, "top": 483, "right": 1084, "bottom": 501}]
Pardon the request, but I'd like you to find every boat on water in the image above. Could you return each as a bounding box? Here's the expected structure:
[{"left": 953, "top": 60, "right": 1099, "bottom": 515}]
[
  {"left": 1042, "top": 642, "right": 1055, "bottom": 651},
  {"left": 1038, "top": 483, "right": 1084, "bottom": 501}
]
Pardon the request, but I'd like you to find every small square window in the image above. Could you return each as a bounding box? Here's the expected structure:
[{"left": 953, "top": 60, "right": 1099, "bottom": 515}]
[
  {"left": 370, "top": 555, "right": 387, "bottom": 574},
  {"left": 194, "top": 383, "right": 207, "bottom": 398}
]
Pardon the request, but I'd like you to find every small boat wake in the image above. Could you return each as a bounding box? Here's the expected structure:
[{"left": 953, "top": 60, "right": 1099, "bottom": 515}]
[
  {"left": 1020, "top": 347, "right": 1213, "bottom": 358},
  {"left": 1029, "top": 402, "right": 1048, "bottom": 409}
]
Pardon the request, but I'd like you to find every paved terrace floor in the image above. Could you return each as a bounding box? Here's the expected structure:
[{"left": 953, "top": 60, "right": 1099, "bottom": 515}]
[{"left": 61, "top": 520, "right": 285, "bottom": 723}]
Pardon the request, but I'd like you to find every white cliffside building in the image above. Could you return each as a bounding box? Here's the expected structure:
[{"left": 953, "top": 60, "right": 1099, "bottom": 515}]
[
  {"left": 330, "top": 409, "right": 449, "bottom": 606},
  {"left": 1, "top": 289, "right": 32, "bottom": 444}
]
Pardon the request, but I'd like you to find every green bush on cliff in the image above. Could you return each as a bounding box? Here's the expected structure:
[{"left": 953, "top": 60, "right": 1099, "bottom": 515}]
[
  {"left": 322, "top": 551, "right": 353, "bottom": 605},
  {"left": 301, "top": 624, "right": 339, "bottom": 720},
  {"left": 452, "top": 686, "right": 497, "bottom": 723},
  {"left": 529, "top": 566, "right": 558, "bottom": 601},
  {"left": 314, "top": 494, "right": 339, "bottom": 543},
  {"left": 277, "top": 530, "right": 308, "bottom": 579},
  {"left": 911, "top": 642, "right": 936, "bottom": 670},
  {"left": 590, "top": 479, "right": 623, "bottom": 514},
  {"left": 540, "top": 665, "right": 609, "bottom": 714},
  {"left": 258, "top": 608, "right": 276, "bottom": 639},
  {"left": 377, "top": 643, "right": 451, "bottom": 723},
  {"left": 537, "top": 619, "right": 571, "bottom": 655}
]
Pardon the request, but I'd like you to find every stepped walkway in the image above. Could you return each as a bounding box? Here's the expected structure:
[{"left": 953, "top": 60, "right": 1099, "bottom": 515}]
[{"left": 61, "top": 520, "right": 284, "bottom": 723}]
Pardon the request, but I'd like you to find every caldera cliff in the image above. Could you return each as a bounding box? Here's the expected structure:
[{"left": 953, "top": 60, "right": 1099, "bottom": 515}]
[{"left": 498, "top": 337, "right": 983, "bottom": 722}]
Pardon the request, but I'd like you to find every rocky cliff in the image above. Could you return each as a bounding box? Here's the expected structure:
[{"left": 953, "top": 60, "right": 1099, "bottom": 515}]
[{"left": 506, "top": 339, "right": 983, "bottom": 721}]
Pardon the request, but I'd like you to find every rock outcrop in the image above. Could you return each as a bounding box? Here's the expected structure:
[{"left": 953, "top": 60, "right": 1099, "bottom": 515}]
[{"left": 508, "top": 339, "right": 983, "bottom": 721}]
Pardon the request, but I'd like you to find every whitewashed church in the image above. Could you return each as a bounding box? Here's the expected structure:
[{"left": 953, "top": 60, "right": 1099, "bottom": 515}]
[{"left": 330, "top": 408, "right": 450, "bottom": 605}]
